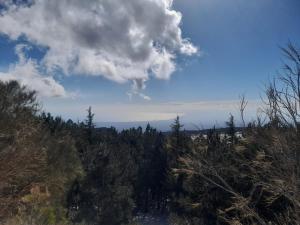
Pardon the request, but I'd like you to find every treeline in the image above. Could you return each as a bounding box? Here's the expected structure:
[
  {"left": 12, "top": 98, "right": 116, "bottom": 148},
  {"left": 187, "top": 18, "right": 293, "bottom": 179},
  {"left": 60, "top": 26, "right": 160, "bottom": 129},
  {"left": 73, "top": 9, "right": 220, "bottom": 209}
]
[{"left": 0, "top": 44, "right": 300, "bottom": 225}]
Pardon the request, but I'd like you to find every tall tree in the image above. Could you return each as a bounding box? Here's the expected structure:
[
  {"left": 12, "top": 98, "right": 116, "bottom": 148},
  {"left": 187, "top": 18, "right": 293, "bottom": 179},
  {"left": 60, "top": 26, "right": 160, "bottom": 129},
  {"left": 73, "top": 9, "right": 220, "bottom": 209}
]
[
  {"left": 226, "top": 114, "right": 236, "bottom": 144},
  {"left": 167, "top": 117, "right": 191, "bottom": 210},
  {"left": 85, "top": 106, "right": 95, "bottom": 144}
]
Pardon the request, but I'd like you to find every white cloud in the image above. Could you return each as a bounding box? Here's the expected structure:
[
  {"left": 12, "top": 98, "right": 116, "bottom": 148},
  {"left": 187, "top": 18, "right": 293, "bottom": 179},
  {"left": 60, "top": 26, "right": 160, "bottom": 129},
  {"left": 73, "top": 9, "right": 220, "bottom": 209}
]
[
  {"left": 0, "top": 0, "right": 197, "bottom": 98},
  {"left": 139, "top": 93, "right": 151, "bottom": 101},
  {"left": 127, "top": 78, "right": 151, "bottom": 101},
  {"left": 0, "top": 44, "right": 68, "bottom": 98}
]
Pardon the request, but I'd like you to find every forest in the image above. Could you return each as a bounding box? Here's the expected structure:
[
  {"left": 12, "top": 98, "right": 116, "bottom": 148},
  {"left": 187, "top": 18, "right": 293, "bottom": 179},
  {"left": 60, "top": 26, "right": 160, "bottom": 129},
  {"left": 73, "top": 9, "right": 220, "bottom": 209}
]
[{"left": 0, "top": 45, "right": 300, "bottom": 225}]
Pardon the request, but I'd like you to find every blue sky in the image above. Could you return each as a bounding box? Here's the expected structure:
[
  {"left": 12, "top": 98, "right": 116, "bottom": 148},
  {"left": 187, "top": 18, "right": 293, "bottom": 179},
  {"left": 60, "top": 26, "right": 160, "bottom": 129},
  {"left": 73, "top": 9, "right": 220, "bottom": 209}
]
[{"left": 0, "top": 0, "right": 299, "bottom": 129}]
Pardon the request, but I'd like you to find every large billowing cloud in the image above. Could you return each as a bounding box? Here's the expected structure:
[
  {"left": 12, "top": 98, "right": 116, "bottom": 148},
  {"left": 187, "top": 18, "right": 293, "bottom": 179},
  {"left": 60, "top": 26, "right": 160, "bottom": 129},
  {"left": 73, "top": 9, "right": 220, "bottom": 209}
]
[{"left": 0, "top": 0, "right": 197, "bottom": 98}]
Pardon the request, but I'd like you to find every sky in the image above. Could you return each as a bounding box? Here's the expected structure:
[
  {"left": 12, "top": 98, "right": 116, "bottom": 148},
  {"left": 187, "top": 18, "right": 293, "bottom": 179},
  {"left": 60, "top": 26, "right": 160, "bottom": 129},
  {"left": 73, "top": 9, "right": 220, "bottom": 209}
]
[{"left": 0, "top": 0, "right": 299, "bottom": 130}]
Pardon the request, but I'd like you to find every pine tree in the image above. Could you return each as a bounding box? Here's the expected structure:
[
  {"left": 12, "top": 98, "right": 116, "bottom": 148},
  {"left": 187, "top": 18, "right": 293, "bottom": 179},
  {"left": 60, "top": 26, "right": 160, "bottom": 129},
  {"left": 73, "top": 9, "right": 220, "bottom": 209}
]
[
  {"left": 169, "top": 116, "right": 190, "bottom": 159},
  {"left": 85, "top": 106, "right": 95, "bottom": 144},
  {"left": 167, "top": 116, "right": 191, "bottom": 209},
  {"left": 226, "top": 114, "right": 236, "bottom": 144}
]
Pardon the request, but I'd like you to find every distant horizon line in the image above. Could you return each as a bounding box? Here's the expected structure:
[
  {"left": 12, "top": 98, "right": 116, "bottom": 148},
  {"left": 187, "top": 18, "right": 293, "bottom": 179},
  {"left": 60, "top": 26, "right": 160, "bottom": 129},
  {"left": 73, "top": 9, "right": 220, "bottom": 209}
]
[{"left": 94, "top": 120, "right": 242, "bottom": 132}]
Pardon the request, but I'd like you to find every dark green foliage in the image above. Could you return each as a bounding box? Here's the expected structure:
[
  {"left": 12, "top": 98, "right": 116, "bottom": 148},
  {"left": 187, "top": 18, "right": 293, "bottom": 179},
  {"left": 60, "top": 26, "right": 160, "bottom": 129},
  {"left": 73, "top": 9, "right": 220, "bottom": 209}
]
[
  {"left": 67, "top": 120, "right": 169, "bottom": 224},
  {"left": 69, "top": 142, "right": 135, "bottom": 225},
  {"left": 168, "top": 116, "right": 191, "bottom": 166},
  {"left": 166, "top": 117, "right": 193, "bottom": 213},
  {"left": 135, "top": 124, "right": 168, "bottom": 213}
]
